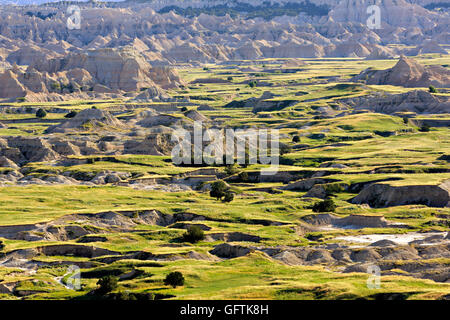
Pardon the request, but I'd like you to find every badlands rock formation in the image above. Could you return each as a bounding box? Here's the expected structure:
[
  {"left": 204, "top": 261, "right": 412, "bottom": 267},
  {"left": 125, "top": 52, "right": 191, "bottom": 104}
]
[
  {"left": 341, "top": 90, "right": 450, "bottom": 114},
  {"left": 45, "top": 108, "right": 127, "bottom": 133},
  {"left": 352, "top": 180, "right": 450, "bottom": 207},
  {"left": 0, "top": 1, "right": 446, "bottom": 100},
  {"left": 0, "top": 48, "right": 184, "bottom": 101},
  {"left": 353, "top": 56, "right": 450, "bottom": 88}
]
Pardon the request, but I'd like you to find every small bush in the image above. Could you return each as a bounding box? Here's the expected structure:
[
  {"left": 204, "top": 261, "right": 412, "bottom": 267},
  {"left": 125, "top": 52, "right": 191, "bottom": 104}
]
[
  {"left": 225, "top": 164, "right": 239, "bottom": 175},
  {"left": 35, "top": 108, "right": 47, "bottom": 118},
  {"left": 248, "top": 80, "right": 257, "bottom": 88},
  {"left": 0, "top": 240, "right": 4, "bottom": 251},
  {"left": 292, "top": 135, "right": 300, "bottom": 143},
  {"left": 227, "top": 76, "right": 233, "bottom": 81},
  {"left": 164, "top": 272, "right": 185, "bottom": 288},
  {"left": 238, "top": 171, "right": 249, "bottom": 182},
  {"left": 312, "top": 199, "right": 337, "bottom": 213},
  {"left": 182, "top": 225, "right": 204, "bottom": 243},
  {"left": 96, "top": 276, "right": 118, "bottom": 295},
  {"left": 402, "top": 117, "right": 409, "bottom": 125},
  {"left": 429, "top": 85, "right": 438, "bottom": 93},
  {"left": 181, "top": 106, "right": 188, "bottom": 112},
  {"left": 65, "top": 111, "right": 78, "bottom": 118},
  {"left": 210, "top": 180, "right": 229, "bottom": 200},
  {"left": 419, "top": 124, "right": 430, "bottom": 132},
  {"left": 114, "top": 291, "right": 138, "bottom": 300},
  {"left": 222, "top": 191, "right": 234, "bottom": 203}
]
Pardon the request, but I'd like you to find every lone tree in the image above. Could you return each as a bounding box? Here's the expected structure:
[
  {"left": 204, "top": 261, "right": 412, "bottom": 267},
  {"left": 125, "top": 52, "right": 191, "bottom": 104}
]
[
  {"left": 36, "top": 108, "right": 47, "bottom": 118},
  {"left": 210, "top": 180, "right": 229, "bottom": 200},
  {"left": 429, "top": 85, "right": 438, "bottom": 93},
  {"left": 182, "top": 225, "right": 205, "bottom": 243},
  {"left": 96, "top": 276, "right": 118, "bottom": 295},
  {"left": 312, "top": 198, "right": 337, "bottom": 213},
  {"left": 292, "top": 135, "right": 301, "bottom": 143},
  {"left": 164, "top": 272, "right": 185, "bottom": 288}
]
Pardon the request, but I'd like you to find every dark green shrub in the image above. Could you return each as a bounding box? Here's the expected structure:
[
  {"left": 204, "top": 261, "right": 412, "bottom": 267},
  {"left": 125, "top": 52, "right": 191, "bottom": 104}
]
[
  {"left": 96, "top": 276, "right": 118, "bottom": 295},
  {"left": 225, "top": 164, "right": 239, "bottom": 175},
  {"left": 164, "top": 272, "right": 184, "bottom": 288},
  {"left": 403, "top": 117, "right": 409, "bottom": 125},
  {"left": 114, "top": 291, "right": 138, "bottom": 300},
  {"left": 0, "top": 240, "right": 4, "bottom": 251},
  {"left": 238, "top": 171, "right": 249, "bottom": 182},
  {"left": 222, "top": 191, "right": 234, "bottom": 203},
  {"left": 292, "top": 135, "right": 300, "bottom": 143},
  {"left": 65, "top": 111, "right": 78, "bottom": 118},
  {"left": 419, "top": 124, "right": 430, "bottom": 132},
  {"left": 182, "top": 225, "right": 204, "bottom": 243},
  {"left": 429, "top": 85, "right": 437, "bottom": 93},
  {"left": 35, "top": 108, "right": 47, "bottom": 118},
  {"left": 181, "top": 106, "right": 188, "bottom": 112},
  {"left": 210, "top": 180, "right": 229, "bottom": 200},
  {"left": 312, "top": 199, "right": 336, "bottom": 213}
]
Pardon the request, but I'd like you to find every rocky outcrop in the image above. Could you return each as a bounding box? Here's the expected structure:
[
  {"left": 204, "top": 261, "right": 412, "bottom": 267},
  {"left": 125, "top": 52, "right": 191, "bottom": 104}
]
[
  {"left": 184, "top": 110, "right": 209, "bottom": 122},
  {"left": 353, "top": 56, "right": 450, "bottom": 88},
  {"left": 341, "top": 90, "right": 450, "bottom": 114},
  {"left": 352, "top": 181, "right": 450, "bottom": 208},
  {"left": 6, "top": 137, "right": 59, "bottom": 163},
  {"left": 209, "top": 243, "right": 252, "bottom": 258},
  {"left": 37, "top": 244, "right": 120, "bottom": 258},
  {"left": 134, "top": 86, "right": 170, "bottom": 102},
  {"left": 46, "top": 108, "right": 126, "bottom": 133},
  {"left": 334, "top": 215, "right": 388, "bottom": 228},
  {"left": 0, "top": 156, "right": 19, "bottom": 169},
  {"left": 301, "top": 213, "right": 396, "bottom": 228},
  {"left": 223, "top": 91, "right": 296, "bottom": 113},
  {"left": 280, "top": 178, "right": 340, "bottom": 191},
  {"left": 206, "top": 232, "right": 262, "bottom": 243},
  {"left": 124, "top": 133, "right": 177, "bottom": 156}
]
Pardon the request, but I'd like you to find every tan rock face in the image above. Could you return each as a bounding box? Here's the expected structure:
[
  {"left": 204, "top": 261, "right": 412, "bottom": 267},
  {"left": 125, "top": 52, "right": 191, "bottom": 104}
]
[
  {"left": 352, "top": 181, "right": 450, "bottom": 208},
  {"left": 0, "top": 70, "right": 26, "bottom": 99},
  {"left": 46, "top": 108, "right": 126, "bottom": 133},
  {"left": 0, "top": 47, "right": 183, "bottom": 100},
  {"left": 341, "top": 90, "right": 450, "bottom": 114},
  {"left": 33, "top": 48, "right": 183, "bottom": 92},
  {"left": 353, "top": 56, "right": 450, "bottom": 88}
]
